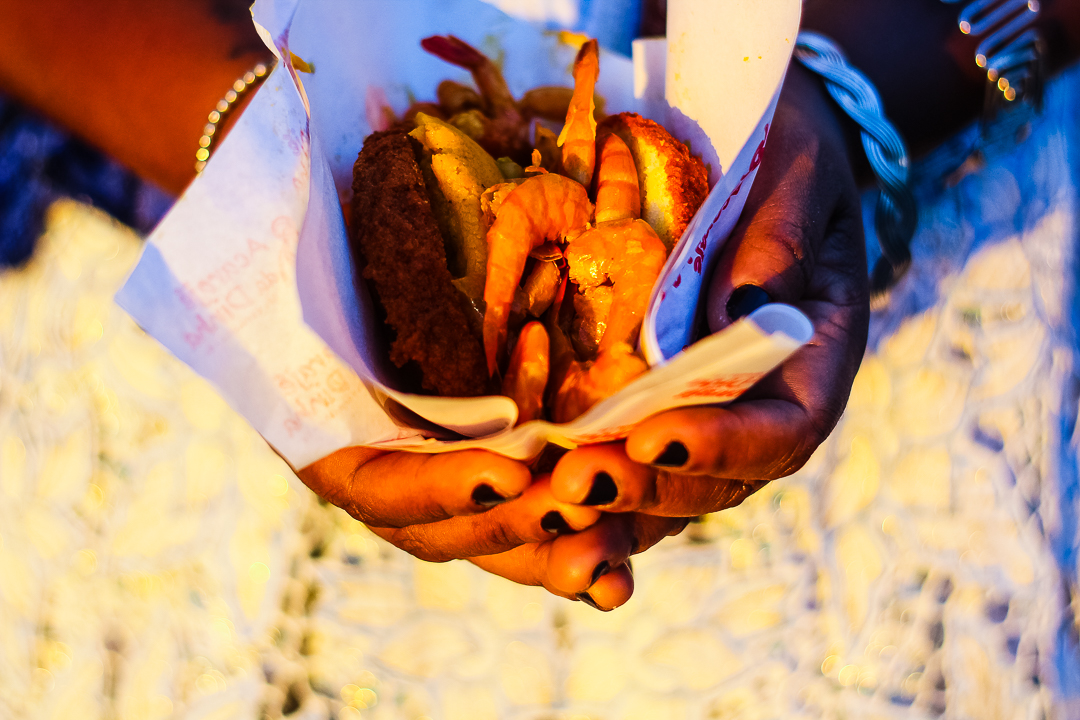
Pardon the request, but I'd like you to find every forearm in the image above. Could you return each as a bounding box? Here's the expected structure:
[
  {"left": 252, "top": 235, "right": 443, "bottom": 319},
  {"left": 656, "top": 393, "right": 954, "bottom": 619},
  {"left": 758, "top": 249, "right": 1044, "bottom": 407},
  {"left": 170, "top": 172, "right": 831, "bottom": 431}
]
[
  {"left": 0, "top": 0, "right": 271, "bottom": 195},
  {"left": 802, "top": 0, "right": 1080, "bottom": 156}
]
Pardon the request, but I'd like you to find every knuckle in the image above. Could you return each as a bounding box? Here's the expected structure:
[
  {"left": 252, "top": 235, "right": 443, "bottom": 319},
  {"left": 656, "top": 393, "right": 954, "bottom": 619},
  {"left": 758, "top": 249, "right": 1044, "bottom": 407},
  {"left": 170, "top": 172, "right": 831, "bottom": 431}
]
[
  {"left": 770, "top": 424, "right": 830, "bottom": 479},
  {"left": 480, "top": 516, "right": 529, "bottom": 549},
  {"left": 709, "top": 479, "right": 758, "bottom": 512},
  {"left": 385, "top": 527, "right": 452, "bottom": 563},
  {"left": 768, "top": 444, "right": 811, "bottom": 480},
  {"left": 741, "top": 222, "right": 814, "bottom": 300},
  {"left": 340, "top": 465, "right": 374, "bottom": 525}
]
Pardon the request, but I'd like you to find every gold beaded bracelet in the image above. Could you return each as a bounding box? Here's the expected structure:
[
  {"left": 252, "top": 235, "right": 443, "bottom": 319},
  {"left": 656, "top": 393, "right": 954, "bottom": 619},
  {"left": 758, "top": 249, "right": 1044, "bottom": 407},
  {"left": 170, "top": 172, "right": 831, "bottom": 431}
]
[{"left": 195, "top": 61, "right": 272, "bottom": 174}]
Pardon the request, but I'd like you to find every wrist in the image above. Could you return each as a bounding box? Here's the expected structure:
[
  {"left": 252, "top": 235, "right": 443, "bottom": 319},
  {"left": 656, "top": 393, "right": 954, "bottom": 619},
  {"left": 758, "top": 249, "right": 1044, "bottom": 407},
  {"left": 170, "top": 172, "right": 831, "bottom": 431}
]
[
  {"left": 782, "top": 62, "right": 867, "bottom": 184},
  {"left": 792, "top": 31, "right": 918, "bottom": 294}
]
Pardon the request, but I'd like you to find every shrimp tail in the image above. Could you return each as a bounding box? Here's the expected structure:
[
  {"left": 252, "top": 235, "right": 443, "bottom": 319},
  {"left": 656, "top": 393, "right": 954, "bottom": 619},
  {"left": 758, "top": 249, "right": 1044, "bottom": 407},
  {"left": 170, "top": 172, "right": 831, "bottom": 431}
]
[
  {"left": 420, "top": 34, "right": 489, "bottom": 70},
  {"left": 558, "top": 40, "right": 599, "bottom": 187},
  {"left": 421, "top": 35, "right": 517, "bottom": 116},
  {"left": 551, "top": 342, "right": 647, "bottom": 423},
  {"left": 503, "top": 321, "right": 550, "bottom": 424}
]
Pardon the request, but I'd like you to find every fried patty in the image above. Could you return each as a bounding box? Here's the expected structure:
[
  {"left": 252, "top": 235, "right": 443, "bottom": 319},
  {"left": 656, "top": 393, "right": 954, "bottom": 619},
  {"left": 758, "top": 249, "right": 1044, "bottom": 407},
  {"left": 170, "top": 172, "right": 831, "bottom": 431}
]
[{"left": 350, "top": 129, "right": 489, "bottom": 397}]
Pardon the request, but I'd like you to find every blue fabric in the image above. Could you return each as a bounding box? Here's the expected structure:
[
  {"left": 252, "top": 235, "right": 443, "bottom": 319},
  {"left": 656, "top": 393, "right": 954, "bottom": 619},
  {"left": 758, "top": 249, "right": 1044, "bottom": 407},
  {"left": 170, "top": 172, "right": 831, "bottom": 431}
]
[
  {"left": 0, "top": 93, "right": 171, "bottom": 267},
  {"left": 577, "top": 0, "right": 642, "bottom": 55}
]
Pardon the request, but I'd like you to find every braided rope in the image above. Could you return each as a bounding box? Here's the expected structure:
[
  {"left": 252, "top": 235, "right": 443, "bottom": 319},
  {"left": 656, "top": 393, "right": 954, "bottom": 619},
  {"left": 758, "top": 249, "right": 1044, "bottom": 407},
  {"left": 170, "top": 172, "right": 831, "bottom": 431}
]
[{"left": 794, "top": 31, "right": 918, "bottom": 298}]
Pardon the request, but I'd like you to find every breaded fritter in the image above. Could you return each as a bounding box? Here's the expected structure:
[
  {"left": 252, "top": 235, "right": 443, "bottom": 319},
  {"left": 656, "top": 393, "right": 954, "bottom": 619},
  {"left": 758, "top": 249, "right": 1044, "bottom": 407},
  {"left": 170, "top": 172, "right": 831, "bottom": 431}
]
[{"left": 350, "top": 130, "right": 489, "bottom": 397}]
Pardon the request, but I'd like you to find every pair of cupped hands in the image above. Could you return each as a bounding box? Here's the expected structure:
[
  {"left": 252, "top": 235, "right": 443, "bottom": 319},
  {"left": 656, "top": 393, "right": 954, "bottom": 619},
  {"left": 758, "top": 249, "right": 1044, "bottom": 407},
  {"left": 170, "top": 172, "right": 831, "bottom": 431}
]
[{"left": 300, "top": 65, "right": 871, "bottom": 610}]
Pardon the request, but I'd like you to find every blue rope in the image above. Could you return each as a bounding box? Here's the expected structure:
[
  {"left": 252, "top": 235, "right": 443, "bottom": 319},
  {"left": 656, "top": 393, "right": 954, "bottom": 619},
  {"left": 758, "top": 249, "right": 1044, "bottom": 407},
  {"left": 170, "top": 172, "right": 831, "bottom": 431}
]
[{"left": 794, "top": 30, "right": 918, "bottom": 297}]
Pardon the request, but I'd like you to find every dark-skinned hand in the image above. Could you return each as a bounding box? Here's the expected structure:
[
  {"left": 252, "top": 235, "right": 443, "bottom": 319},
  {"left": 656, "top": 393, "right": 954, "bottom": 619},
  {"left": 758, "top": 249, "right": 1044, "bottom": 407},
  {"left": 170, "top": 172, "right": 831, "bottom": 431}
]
[
  {"left": 297, "top": 62, "right": 870, "bottom": 612},
  {"left": 547, "top": 61, "right": 870, "bottom": 549}
]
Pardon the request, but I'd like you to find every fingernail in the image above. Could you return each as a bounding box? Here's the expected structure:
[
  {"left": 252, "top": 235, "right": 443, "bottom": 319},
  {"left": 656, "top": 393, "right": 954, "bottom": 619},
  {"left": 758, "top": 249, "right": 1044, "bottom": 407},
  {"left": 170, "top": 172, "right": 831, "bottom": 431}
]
[
  {"left": 471, "top": 483, "right": 508, "bottom": 508},
  {"left": 591, "top": 560, "right": 611, "bottom": 586},
  {"left": 652, "top": 441, "right": 689, "bottom": 468},
  {"left": 626, "top": 558, "right": 634, "bottom": 575},
  {"left": 726, "top": 284, "right": 772, "bottom": 321},
  {"left": 576, "top": 591, "right": 607, "bottom": 611},
  {"left": 583, "top": 472, "right": 617, "bottom": 506},
  {"left": 540, "top": 510, "right": 571, "bottom": 535}
]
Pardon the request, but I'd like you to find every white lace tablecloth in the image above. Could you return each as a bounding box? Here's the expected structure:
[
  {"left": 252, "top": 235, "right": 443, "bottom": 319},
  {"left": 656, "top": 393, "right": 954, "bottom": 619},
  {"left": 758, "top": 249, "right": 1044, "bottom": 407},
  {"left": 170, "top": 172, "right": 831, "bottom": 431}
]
[{"left": 3, "top": 47, "right": 1080, "bottom": 720}]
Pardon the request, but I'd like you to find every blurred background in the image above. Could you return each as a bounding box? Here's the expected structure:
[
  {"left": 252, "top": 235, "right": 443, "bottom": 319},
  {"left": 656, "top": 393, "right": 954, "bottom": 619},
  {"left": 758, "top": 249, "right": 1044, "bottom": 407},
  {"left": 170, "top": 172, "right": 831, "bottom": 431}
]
[{"left": 2, "top": 0, "right": 1079, "bottom": 718}]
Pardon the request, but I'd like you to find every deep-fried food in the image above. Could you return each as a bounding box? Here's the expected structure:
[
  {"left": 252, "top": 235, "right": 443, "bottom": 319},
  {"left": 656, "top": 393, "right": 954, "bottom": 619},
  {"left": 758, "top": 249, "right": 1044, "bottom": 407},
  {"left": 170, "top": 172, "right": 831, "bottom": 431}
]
[
  {"left": 482, "top": 173, "right": 593, "bottom": 375},
  {"left": 349, "top": 130, "right": 489, "bottom": 397},
  {"left": 349, "top": 38, "right": 711, "bottom": 423}
]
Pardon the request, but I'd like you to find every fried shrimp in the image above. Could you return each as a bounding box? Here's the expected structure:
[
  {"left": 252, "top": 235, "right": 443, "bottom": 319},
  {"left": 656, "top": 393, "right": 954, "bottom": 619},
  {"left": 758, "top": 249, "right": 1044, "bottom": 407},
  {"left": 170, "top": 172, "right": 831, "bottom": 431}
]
[
  {"left": 566, "top": 217, "right": 666, "bottom": 352},
  {"left": 502, "top": 321, "right": 550, "bottom": 424},
  {"left": 483, "top": 173, "right": 593, "bottom": 375},
  {"left": 558, "top": 39, "right": 600, "bottom": 187},
  {"left": 421, "top": 35, "right": 531, "bottom": 161},
  {"left": 548, "top": 138, "right": 664, "bottom": 418},
  {"left": 436, "top": 79, "right": 483, "bottom": 115},
  {"left": 551, "top": 340, "right": 648, "bottom": 423},
  {"left": 519, "top": 86, "right": 575, "bottom": 122},
  {"left": 594, "top": 132, "right": 640, "bottom": 224},
  {"left": 521, "top": 85, "right": 606, "bottom": 123}
]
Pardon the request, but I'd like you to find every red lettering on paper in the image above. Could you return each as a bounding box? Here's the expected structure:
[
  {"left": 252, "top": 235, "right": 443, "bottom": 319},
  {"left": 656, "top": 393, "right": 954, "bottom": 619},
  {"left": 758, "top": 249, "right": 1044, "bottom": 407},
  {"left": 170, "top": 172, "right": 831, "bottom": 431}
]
[
  {"left": 674, "top": 373, "right": 761, "bottom": 400},
  {"left": 273, "top": 348, "right": 362, "bottom": 423},
  {"left": 177, "top": 223, "right": 293, "bottom": 350},
  {"left": 183, "top": 312, "right": 218, "bottom": 350},
  {"left": 224, "top": 285, "right": 253, "bottom": 310},
  {"left": 690, "top": 124, "right": 771, "bottom": 275},
  {"left": 573, "top": 424, "right": 637, "bottom": 445},
  {"left": 692, "top": 237, "right": 707, "bottom": 273},
  {"left": 175, "top": 284, "right": 197, "bottom": 311},
  {"left": 188, "top": 237, "right": 271, "bottom": 303},
  {"left": 749, "top": 124, "right": 769, "bottom": 172},
  {"left": 326, "top": 370, "right": 349, "bottom": 393},
  {"left": 283, "top": 415, "right": 303, "bottom": 437},
  {"left": 290, "top": 128, "right": 311, "bottom": 191}
]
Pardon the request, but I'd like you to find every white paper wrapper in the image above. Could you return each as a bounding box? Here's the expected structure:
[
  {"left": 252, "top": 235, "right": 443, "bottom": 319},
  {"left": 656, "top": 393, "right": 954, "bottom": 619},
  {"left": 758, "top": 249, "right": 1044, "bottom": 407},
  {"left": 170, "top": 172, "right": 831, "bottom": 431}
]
[{"left": 116, "top": 0, "right": 805, "bottom": 468}]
